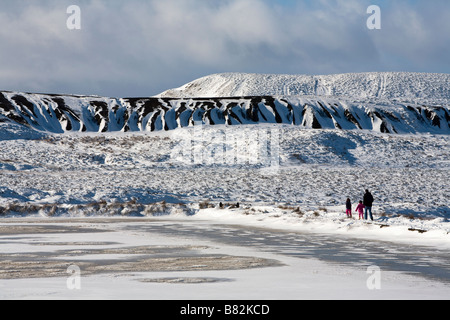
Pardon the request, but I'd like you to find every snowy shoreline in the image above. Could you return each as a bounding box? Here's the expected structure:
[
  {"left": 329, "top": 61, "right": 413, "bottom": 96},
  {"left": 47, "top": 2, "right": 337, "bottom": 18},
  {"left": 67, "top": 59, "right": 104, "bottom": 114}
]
[
  {"left": 1, "top": 201, "right": 449, "bottom": 250},
  {"left": 193, "top": 205, "right": 450, "bottom": 249}
]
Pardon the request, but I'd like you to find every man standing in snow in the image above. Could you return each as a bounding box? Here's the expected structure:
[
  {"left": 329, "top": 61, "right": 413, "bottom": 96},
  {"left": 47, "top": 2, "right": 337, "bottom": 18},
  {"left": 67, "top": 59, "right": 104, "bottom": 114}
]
[{"left": 363, "top": 189, "right": 374, "bottom": 221}]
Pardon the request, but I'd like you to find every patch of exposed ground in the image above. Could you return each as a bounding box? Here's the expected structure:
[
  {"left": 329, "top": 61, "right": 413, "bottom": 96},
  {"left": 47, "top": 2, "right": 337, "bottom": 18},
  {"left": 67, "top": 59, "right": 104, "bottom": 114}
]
[
  {"left": 0, "top": 247, "right": 281, "bottom": 279},
  {"left": 0, "top": 221, "right": 283, "bottom": 280},
  {"left": 0, "top": 224, "right": 106, "bottom": 235},
  {"left": 138, "top": 277, "right": 233, "bottom": 284}
]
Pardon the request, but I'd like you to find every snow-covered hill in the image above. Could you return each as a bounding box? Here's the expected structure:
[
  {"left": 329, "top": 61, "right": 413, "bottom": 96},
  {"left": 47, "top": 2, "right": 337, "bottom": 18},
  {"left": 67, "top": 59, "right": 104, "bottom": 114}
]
[
  {"left": 1, "top": 123, "right": 449, "bottom": 228},
  {"left": 1, "top": 72, "right": 449, "bottom": 296},
  {"left": 1, "top": 72, "right": 449, "bottom": 235},
  {"left": 1, "top": 91, "right": 449, "bottom": 136},
  {"left": 157, "top": 72, "right": 450, "bottom": 104}
]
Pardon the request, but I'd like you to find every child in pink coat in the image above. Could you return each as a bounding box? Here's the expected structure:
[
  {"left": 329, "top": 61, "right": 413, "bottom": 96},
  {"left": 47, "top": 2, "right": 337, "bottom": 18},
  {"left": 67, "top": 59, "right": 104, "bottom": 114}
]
[{"left": 355, "top": 201, "right": 365, "bottom": 220}]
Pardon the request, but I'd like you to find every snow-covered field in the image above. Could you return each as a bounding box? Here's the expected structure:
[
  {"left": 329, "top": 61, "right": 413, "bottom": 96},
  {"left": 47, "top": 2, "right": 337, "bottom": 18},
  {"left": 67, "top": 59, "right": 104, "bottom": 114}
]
[{"left": 1, "top": 123, "right": 448, "bottom": 222}]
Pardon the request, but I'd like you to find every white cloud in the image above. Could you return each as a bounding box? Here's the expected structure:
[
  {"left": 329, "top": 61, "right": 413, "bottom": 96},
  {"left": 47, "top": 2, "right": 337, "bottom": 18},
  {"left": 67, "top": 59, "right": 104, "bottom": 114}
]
[{"left": 0, "top": 0, "right": 448, "bottom": 97}]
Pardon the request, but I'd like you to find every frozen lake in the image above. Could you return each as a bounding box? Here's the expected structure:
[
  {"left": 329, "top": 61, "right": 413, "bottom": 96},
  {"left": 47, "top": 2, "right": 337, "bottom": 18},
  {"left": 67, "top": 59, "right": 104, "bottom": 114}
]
[
  {"left": 126, "top": 219, "right": 450, "bottom": 284},
  {"left": 1, "top": 217, "right": 448, "bottom": 300}
]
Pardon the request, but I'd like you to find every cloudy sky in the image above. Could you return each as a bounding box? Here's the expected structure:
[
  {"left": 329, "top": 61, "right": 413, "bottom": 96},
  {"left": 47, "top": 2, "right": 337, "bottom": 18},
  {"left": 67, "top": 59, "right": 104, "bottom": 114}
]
[{"left": 0, "top": 0, "right": 449, "bottom": 97}]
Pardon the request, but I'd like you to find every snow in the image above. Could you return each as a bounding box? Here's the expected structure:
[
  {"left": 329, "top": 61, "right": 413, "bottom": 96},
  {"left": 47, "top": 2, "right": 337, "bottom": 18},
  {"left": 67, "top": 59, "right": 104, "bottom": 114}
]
[
  {"left": 157, "top": 72, "right": 450, "bottom": 105},
  {"left": 193, "top": 206, "right": 450, "bottom": 250},
  {"left": 2, "top": 73, "right": 450, "bottom": 136},
  {"left": 1, "top": 124, "right": 449, "bottom": 300},
  {"left": 1, "top": 124, "right": 448, "bottom": 229},
  {"left": 1, "top": 125, "right": 448, "bottom": 218},
  {"left": 1, "top": 72, "right": 449, "bottom": 300},
  {"left": 0, "top": 217, "right": 448, "bottom": 300}
]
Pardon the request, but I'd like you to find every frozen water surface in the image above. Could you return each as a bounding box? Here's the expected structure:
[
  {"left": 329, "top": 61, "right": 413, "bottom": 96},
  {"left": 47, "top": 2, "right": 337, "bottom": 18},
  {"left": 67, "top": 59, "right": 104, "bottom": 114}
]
[{"left": 124, "top": 221, "right": 450, "bottom": 284}]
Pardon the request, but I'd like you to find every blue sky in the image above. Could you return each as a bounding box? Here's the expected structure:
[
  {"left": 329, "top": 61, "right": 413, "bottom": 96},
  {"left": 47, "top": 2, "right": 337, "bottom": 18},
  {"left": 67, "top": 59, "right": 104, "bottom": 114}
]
[{"left": 0, "top": 0, "right": 449, "bottom": 97}]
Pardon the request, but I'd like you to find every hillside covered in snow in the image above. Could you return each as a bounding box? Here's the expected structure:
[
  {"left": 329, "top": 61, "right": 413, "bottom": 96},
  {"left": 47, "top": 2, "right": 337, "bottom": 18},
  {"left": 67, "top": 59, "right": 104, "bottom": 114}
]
[
  {"left": 1, "top": 72, "right": 449, "bottom": 237},
  {"left": 157, "top": 72, "right": 450, "bottom": 103},
  {"left": 1, "top": 73, "right": 450, "bottom": 135}
]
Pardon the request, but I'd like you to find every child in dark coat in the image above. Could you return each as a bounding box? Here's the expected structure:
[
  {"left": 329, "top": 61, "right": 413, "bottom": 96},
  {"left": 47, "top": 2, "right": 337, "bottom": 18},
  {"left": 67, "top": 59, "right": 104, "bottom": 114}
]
[{"left": 346, "top": 198, "right": 352, "bottom": 218}]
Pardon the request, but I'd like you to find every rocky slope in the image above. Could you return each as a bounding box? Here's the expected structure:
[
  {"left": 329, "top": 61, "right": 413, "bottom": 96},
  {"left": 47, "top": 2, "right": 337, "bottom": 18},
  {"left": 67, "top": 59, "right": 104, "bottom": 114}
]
[
  {"left": 1, "top": 72, "right": 449, "bottom": 135},
  {"left": 1, "top": 92, "right": 449, "bottom": 135}
]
